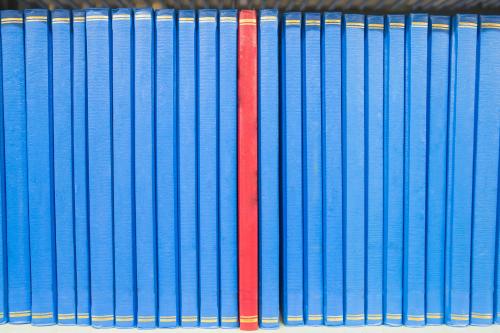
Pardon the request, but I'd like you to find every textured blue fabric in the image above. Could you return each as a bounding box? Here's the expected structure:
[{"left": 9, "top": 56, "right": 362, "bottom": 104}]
[
  {"left": 178, "top": 9, "right": 199, "bottom": 328},
  {"left": 0, "top": 16, "right": 6, "bottom": 325},
  {"left": 155, "top": 8, "right": 179, "bottom": 329},
  {"left": 24, "top": 8, "right": 57, "bottom": 326},
  {"left": 85, "top": 8, "right": 114, "bottom": 327},
  {"left": 281, "top": 11, "right": 304, "bottom": 326},
  {"left": 111, "top": 8, "right": 135, "bottom": 328},
  {"left": 218, "top": 9, "right": 238, "bottom": 329},
  {"left": 445, "top": 14, "right": 478, "bottom": 327},
  {"left": 1, "top": 10, "right": 31, "bottom": 324}
]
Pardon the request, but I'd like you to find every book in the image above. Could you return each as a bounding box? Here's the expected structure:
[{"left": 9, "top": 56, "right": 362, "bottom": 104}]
[
  {"left": 85, "top": 9, "right": 114, "bottom": 327},
  {"left": 343, "top": 13, "right": 365, "bottom": 326},
  {"left": 322, "top": 11, "right": 343, "bottom": 327},
  {"left": 383, "top": 14, "right": 405, "bottom": 326},
  {"left": 177, "top": 9, "right": 199, "bottom": 328},
  {"left": 403, "top": 13, "right": 428, "bottom": 327},
  {"left": 155, "top": 8, "right": 179, "bottom": 328},
  {"left": 426, "top": 15, "right": 450, "bottom": 326},
  {"left": 258, "top": 8, "right": 279, "bottom": 329},
  {"left": 1, "top": 10, "right": 31, "bottom": 324},
  {"left": 469, "top": 15, "right": 500, "bottom": 326},
  {"left": 365, "top": 14, "right": 384, "bottom": 326},
  {"left": 111, "top": 8, "right": 135, "bottom": 328},
  {"left": 281, "top": 11, "right": 304, "bottom": 326},
  {"left": 0, "top": 15, "right": 5, "bottom": 325},
  {"left": 445, "top": 14, "right": 478, "bottom": 327},
  {"left": 218, "top": 9, "right": 239, "bottom": 329},
  {"left": 303, "top": 11, "right": 323, "bottom": 326},
  {"left": 52, "top": 9, "right": 77, "bottom": 325},
  {"left": 238, "top": 9, "right": 258, "bottom": 331},
  {"left": 134, "top": 8, "right": 157, "bottom": 328},
  {"left": 24, "top": 8, "right": 56, "bottom": 326}
]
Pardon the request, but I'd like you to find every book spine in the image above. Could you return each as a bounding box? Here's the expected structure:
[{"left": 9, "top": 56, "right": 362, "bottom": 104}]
[
  {"left": 178, "top": 9, "right": 199, "bottom": 327},
  {"left": 445, "top": 14, "right": 478, "bottom": 327},
  {"left": 426, "top": 15, "right": 450, "bottom": 326},
  {"left": 134, "top": 8, "right": 157, "bottom": 328},
  {"left": 365, "top": 14, "right": 384, "bottom": 326},
  {"left": 258, "top": 9, "right": 279, "bottom": 329},
  {"left": 218, "top": 9, "right": 238, "bottom": 329},
  {"left": 383, "top": 14, "right": 405, "bottom": 326},
  {"left": 111, "top": 8, "right": 135, "bottom": 328},
  {"left": 24, "top": 9, "right": 57, "bottom": 326},
  {"left": 52, "top": 9, "right": 77, "bottom": 325},
  {"left": 197, "top": 9, "right": 219, "bottom": 328},
  {"left": 303, "top": 12, "right": 323, "bottom": 326},
  {"left": 85, "top": 9, "right": 114, "bottom": 327},
  {"left": 322, "top": 12, "right": 343, "bottom": 326},
  {"left": 470, "top": 15, "right": 500, "bottom": 326},
  {"left": 155, "top": 8, "right": 178, "bottom": 328},
  {"left": 0, "top": 15, "right": 5, "bottom": 325},
  {"left": 72, "top": 10, "right": 90, "bottom": 326},
  {"left": 403, "top": 14, "right": 428, "bottom": 327},
  {"left": 238, "top": 10, "right": 258, "bottom": 331},
  {"left": 343, "top": 13, "right": 365, "bottom": 326},
  {"left": 1, "top": 10, "right": 31, "bottom": 324},
  {"left": 281, "top": 12, "right": 304, "bottom": 326}
]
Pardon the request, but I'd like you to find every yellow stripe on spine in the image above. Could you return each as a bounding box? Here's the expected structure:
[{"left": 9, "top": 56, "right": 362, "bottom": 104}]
[
  {"left": 179, "top": 17, "right": 194, "bottom": 23},
  {"left": 86, "top": 15, "right": 108, "bottom": 22},
  {"left": 53, "top": 18, "right": 70, "bottom": 23},
  {"left": 73, "top": 17, "right": 85, "bottom": 22},
  {"left": 458, "top": 22, "right": 477, "bottom": 28},
  {"left": 91, "top": 315, "right": 113, "bottom": 321},
  {"left": 407, "top": 315, "right": 425, "bottom": 321},
  {"left": 482, "top": 23, "right": 500, "bottom": 29},
  {"left": 240, "top": 18, "right": 256, "bottom": 24},
  {"left": 386, "top": 313, "right": 402, "bottom": 319},
  {"left": 368, "top": 23, "right": 384, "bottom": 29},
  {"left": 325, "top": 19, "right": 340, "bottom": 25},
  {"left": 1, "top": 18, "right": 23, "bottom": 24},
  {"left": 261, "top": 16, "right": 277, "bottom": 22},
  {"left": 412, "top": 22, "right": 428, "bottom": 28},
  {"left": 286, "top": 19, "right": 301, "bottom": 25},
  {"left": 199, "top": 17, "right": 216, "bottom": 23},
  {"left": 426, "top": 313, "right": 443, "bottom": 319},
  {"left": 432, "top": 23, "right": 449, "bottom": 30},
  {"left": 390, "top": 22, "right": 405, "bottom": 28},
  {"left": 240, "top": 318, "right": 258, "bottom": 323},
  {"left": 471, "top": 313, "right": 493, "bottom": 319},
  {"left": 346, "top": 22, "right": 364, "bottom": 28},
  {"left": 306, "top": 20, "right": 321, "bottom": 26},
  {"left": 157, "top": 15, "right": 173, "bottom": 21},
  {"left": 77, "top": 313, "right": 90, "bottom": 318}
]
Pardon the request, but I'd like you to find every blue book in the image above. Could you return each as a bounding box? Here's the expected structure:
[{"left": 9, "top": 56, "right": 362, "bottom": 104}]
[
  {"left": 1, "top": 10, "right": 31, "bottom": 324},
  {"left": 134, "top": 8, "right": 157, "bottom": 329},
  {"left": 258, "top": 9, "right": 279, "bottom": 329},
  {"left": 198, "top": 9, "right": 219, "bottom": 328},
  {"left": 72, "top": 10, "right": 91, "bottom": 326},
  {"left": 303, "top": 12, "right": 323, "bottom": 326},
  {"left": 178, "top": 10, "right": 199, "bottom": 327},
  {"left": 445, "top": 14, "right": 478, "bottom": 327},
  {"left": 111, "top": 8, "right": 135, "bottom": 328},
  {"left": 470, "top": 15, "right": 500, "bottom": 326},
  {"left": 218, "top": 9, "right": 238, "bottom": 329},
  {"left": 322, "top": 12, "right": 343, "bottom": 327},
  {"left": 155, "top": 8, "right": 179, "bottom": 328},
  {"left": 85, "top": 9, "right": 114, "bottom": 327},
  {"left": 383, "top": 15, "right": 405, "bottom": 326},
  {"left": 281, "top": 12, "right": 304, "bottom": 326},
  {"left": 426, "top": 15, "right": 450, "bottom": 326},
  {"left": 403, "top": 14, "right": 428, "bottom": 327},
  {"left": 52, "top": 10, "right": 77, "bottom": 325},
  {"left": 0, "top": 18, "right": 5, "bottom": 325},
  {"left": 343, "top": 14, "right": 365, "bottom": 326},
  {"left": 24, "top": 9, "right": 57, "bottom": 326},
  {"left": 365, "top": 14, "right": 384, "bottom": 326}
]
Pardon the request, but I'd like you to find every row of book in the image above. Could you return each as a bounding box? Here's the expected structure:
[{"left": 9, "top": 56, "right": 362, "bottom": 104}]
[{"left": 0, "top": 8, "right": 499, "bottom": 330}]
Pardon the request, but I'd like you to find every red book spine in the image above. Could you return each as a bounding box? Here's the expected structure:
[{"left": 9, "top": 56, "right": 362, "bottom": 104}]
[{"left": 238, "top": 10, "right": 259, "bottom": 331}]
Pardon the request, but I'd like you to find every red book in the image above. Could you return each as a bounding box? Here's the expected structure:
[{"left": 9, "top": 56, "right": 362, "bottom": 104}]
[{"left": 238, "top": 10, "right": 259, "bottom": 331}]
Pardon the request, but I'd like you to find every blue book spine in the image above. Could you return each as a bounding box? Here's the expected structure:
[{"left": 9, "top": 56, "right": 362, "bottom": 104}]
[
  {"left": 426, "top": 15, "right": 450, "bottom": 326},
  {"left": 258, "top": 9, "right": 279, "bottom": 329},
  {"left": 134, "top": 8, "right": 157, "bottom": 328},
  {"left": 155, "top": 8, "right": 178, "bottom": 328},
  {"left": 178, "top": 10, "right": 199, "bottom": 327},
  {"left": 470, "top": 15, "right": 500, "bottom": 326},
  {"left": 112, "top": 8, "right": 136, "bottom": 328},
  {"left": 303, "top": 12, "right": 323, "bottom": 326},
  {"left": 1, "top": 10, "right": 31, "bottom": 324},
  {"left": 322, "top": 12, "right": 343, "bottom": 326},
  {"left": 445, "top": 14, "right": 478, "bottom": 327},
  {"left": 52, "top": 10, "right": 77, "bottom": 325},
  {"left": 72, "top": 10, "right": 90, "bottom": 325},
  {"left": 24, "top": 9, "right": 57, "bottom": 326},
  {"left": 198, "top": 9, "right": 219, "bottom": 328},
  {"left": 0, "top": 17, "right": 6, "bottom": 325},
  {"left": 403, "top": 14, "right": 428, "bottom": 327},
  {"left": 343, "top": 14, "right": 365, "bottom": 326},
  {"left": 281, "top": 12, "right": 304, "bottom": 326},
  {"left": 365, "top": 14, "right": 384, "bottom": 326},
  {"left": 218, "top": 9, "right": 238, "bottom": 329},
  {"left": 85, "top": 9, "right": 114, "bottom": 327},
  {"left": 383, "top": 15, "right": 405, "bottom": 326}
]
